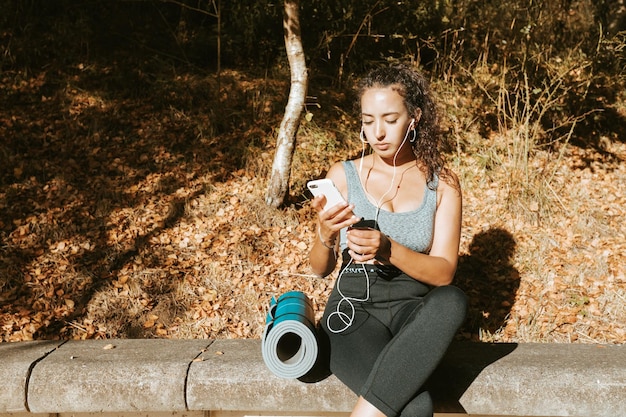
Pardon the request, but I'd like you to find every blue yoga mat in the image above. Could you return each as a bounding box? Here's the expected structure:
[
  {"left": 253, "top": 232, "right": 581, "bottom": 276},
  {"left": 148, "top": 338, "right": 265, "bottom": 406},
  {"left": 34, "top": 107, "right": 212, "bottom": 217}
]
[{"left": 261, "top": 291, "right": 319, "bottom": 379}]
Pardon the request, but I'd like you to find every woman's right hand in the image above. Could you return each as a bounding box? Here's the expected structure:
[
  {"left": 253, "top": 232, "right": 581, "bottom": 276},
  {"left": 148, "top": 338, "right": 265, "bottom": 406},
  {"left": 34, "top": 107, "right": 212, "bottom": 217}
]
[{"left": 311, "top": 195, "right": 358, "bottom": 246}]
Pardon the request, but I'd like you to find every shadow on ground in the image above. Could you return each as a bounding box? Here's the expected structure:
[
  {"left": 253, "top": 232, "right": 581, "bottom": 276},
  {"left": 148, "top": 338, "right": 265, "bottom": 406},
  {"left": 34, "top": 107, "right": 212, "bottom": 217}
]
[{"left": 455, "top": 227, "right": 520, "bottom": 340}]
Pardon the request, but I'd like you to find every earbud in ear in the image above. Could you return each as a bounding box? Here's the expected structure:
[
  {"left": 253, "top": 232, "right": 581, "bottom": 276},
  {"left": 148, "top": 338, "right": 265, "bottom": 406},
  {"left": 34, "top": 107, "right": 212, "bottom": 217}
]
[{"left": 408, "top": 119, "right": 417, "bottom": 143}]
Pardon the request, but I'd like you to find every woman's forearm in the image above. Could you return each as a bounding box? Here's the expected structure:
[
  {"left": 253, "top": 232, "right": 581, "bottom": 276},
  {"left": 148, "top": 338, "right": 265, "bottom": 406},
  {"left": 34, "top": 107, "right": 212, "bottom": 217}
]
[
  {"left": 309, "top": 238, "right": 338, "bottom": 277},
  {"left": 386, "top": 238, "right": 457, "bottom": 286}
]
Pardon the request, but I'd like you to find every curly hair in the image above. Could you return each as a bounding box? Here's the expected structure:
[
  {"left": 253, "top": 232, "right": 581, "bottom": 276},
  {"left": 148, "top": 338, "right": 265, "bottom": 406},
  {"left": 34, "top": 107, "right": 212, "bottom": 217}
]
[{"left": 357, "top": 64, "right": 453, "bottom": 188}]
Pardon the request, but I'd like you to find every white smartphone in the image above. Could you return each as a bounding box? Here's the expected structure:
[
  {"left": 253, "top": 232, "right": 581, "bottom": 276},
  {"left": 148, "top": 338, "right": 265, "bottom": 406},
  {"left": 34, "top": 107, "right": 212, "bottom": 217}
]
[{"left": 307, "top": 179, "right": 347, "bottom": 211}]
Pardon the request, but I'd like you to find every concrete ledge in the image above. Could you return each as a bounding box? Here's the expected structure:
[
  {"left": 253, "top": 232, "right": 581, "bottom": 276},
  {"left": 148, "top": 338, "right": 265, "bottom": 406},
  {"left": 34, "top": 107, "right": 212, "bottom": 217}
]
[
  {"left": 428, "top": 342, "right": 626, "bottom": 416},
  {"left": 0, "top": 340, "right": 64, "bottom": 413},
  {"left": 1, "top": 339, "right": 625, "bottom": 416},
  {"left": 187, "top": 339, "right": 355, "bottom": 413},
  {"left": 27, "top": 339, "right": 211, "bottom": 413}
]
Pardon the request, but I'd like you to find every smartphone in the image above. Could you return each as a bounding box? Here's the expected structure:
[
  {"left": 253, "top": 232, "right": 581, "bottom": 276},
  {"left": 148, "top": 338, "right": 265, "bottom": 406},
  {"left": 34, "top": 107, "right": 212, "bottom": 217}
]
[{"left": 307, "top": 179, "right": 347, "bottom": 211}]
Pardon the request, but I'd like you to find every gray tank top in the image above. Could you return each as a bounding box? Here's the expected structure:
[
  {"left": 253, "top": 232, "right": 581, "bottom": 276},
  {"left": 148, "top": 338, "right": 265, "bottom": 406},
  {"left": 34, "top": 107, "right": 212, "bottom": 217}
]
[{"left": 339, "top": 160, "right": 438, "bottom": 254}]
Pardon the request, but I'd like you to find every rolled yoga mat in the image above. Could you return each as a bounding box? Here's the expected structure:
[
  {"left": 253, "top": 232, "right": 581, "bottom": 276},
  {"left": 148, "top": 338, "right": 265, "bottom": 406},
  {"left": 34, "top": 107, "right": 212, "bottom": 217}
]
[{"left": 261, "top": 291, "right": 319, "bottom": 379}]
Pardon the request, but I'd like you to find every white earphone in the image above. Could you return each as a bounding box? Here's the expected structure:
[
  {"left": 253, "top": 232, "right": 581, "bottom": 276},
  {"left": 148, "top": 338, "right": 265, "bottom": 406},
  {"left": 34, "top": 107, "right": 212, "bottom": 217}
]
[{"left": 332, "top": 116, "right": 420, "bottom": 334}]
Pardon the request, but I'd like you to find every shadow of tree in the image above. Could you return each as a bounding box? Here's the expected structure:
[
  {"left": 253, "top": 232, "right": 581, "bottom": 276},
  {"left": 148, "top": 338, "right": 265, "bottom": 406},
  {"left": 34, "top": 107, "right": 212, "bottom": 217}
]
[
  {"left": 0, "top": 60, "right": 264, "bottom": 339},
  {"left": 454, "top": 227, "right": 520, "bottom": 341}
]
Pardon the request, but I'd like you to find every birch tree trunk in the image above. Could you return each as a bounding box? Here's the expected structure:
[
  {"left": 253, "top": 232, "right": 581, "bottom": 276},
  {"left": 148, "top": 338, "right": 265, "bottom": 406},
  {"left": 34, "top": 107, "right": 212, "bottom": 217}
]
[{"left": 265, "top": 0, "right": 308, "bottom": 208}]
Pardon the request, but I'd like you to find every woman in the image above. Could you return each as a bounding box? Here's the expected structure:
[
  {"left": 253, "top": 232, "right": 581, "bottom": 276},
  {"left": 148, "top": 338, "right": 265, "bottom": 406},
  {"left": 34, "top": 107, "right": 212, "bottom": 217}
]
[{"left": 309, "top": 65, "right": 467, "bottom": 417}]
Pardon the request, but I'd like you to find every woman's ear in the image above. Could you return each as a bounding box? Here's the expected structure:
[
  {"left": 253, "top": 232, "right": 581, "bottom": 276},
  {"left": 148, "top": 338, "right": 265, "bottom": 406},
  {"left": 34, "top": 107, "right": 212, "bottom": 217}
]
[{"left": 413, "top": 108, "right": 423, "bottom": 126}]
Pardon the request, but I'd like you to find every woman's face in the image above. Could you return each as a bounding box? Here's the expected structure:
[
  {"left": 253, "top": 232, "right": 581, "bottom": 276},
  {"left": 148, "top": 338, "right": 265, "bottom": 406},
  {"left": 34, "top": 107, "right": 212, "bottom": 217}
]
[{"left": 361, "top": 86, "right": 414, "bottom": 159}]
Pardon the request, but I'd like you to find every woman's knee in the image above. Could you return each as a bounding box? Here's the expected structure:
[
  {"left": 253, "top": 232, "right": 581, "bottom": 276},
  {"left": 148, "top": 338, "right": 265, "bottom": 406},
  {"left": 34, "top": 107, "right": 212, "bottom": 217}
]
[{"left": 426, "top": 285, "right": 468, "bottom": 321}]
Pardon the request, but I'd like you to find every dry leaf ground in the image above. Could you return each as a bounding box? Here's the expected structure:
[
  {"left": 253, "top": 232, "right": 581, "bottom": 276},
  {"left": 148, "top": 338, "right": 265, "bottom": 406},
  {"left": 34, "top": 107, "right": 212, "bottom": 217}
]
[{"left": 1, "top": 69, "right": 624, "bottom": 344}]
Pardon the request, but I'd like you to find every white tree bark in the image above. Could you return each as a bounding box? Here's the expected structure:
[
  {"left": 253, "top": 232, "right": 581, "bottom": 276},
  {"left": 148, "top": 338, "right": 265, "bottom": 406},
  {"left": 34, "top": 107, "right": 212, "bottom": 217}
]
[{"left": 265, "top": 0, "right": 308, "bottom": 208}]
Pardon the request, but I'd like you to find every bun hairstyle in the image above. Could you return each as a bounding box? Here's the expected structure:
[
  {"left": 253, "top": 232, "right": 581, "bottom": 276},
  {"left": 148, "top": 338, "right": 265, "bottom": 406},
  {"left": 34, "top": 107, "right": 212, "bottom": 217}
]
[{"left": 357, "top": 64, "right": 451, "bottom": 188}]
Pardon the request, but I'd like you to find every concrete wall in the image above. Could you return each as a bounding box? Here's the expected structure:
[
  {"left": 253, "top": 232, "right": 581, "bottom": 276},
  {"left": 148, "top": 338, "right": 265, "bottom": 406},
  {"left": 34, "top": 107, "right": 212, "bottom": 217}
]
[{"left": 1, "top": 339, "right": 625, "bottom": 417}]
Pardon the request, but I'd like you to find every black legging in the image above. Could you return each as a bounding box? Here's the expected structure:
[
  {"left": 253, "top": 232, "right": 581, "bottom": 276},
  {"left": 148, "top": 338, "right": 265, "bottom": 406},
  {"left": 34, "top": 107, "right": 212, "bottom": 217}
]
[{"left": 321, "top": 264, "right": 467, "bottom": 417}]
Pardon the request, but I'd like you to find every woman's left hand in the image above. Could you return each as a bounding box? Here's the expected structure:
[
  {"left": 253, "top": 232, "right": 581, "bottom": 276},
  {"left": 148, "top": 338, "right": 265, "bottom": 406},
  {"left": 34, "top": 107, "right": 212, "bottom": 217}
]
[{"left": 346, "top": 227, "right": 392, "bottom": 263}]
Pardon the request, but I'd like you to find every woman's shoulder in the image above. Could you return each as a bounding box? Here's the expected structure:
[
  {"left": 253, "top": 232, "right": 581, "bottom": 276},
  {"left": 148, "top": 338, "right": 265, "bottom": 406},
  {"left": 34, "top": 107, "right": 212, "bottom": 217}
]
[
  {"left": 326, "top": 160, "right": 347, "bottom": 176},
  {"left": 436, "top": 167, "right": 462, "bottom": 201},
  {"left": 439, "top": 167, "right": 460, "bottom": 187},
  {"left": 326, "top": 158, "right": 364, "bottom": 194},
  {"left": 326, "top": 161, "right": 349, "bottom": 192}
]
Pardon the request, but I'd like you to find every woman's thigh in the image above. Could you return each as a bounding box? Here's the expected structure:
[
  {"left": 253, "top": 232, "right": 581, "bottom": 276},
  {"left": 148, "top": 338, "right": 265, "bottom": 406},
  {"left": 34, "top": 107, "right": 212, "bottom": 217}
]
[{"left": 321, "top": 301, "right": 392, "bottom": 393}]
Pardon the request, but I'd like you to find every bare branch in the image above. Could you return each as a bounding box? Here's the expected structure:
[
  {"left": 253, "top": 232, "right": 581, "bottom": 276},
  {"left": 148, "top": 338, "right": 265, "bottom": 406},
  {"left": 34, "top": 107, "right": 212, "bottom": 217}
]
[{"left": 158, "top": 0, "right": 218, "bottom": 18}]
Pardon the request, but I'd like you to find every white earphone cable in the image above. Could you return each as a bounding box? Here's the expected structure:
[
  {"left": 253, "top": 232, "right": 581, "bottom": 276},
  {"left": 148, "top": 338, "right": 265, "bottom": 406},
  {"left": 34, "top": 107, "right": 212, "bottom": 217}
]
[{"left": 327, "top": 123, "right": 413, "bottom": 334}]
